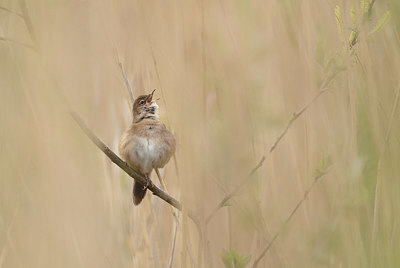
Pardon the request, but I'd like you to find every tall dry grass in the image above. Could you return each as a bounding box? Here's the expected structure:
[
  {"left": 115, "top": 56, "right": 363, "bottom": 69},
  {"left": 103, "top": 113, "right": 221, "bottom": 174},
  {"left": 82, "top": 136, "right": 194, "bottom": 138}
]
[{"left": 1, "top": 0, "right": 400, "bottom": 267}]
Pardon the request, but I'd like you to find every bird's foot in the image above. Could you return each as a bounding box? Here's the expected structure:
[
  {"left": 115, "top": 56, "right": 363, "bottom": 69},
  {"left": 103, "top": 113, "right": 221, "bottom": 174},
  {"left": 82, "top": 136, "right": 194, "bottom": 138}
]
[{"left": 143, "top": 174, "right": 152, "bottom": 190}]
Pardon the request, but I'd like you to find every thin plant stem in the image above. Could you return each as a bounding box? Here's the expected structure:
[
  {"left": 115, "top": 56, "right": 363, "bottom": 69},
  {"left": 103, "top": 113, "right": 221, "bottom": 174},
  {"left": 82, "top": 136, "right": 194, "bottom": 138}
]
[
  {"left": 155, "top": 168, "right": 168, "bottom": 192},
  {"left": 0, "top": 36, "right": 34, "bottom": 49},
  {"left": 18, "top": 0, "right": 39, "bottom": 51},
  {"left": 252, "top": 170, "right": 329, "bottom": 267},
  {"left": 70, "top": 111, "right": 202, "bottom": 229},
  {"left": 370, "top": 85, "right": 400, "bottom": 263},
  {"left": 0, "top": 6, "right": 23, "bottom": 18},
  {"left": 168, "top": 222, "right": 179, "bottom": 268},
  {"left": 269, "top": 72, "right": 338, "bottom": 153},
  {"left": 205, "top": 156, "right": 266, "bottom": 226},
  {"left": 115, "top": 50, "right": 135, "bottom": 105}
]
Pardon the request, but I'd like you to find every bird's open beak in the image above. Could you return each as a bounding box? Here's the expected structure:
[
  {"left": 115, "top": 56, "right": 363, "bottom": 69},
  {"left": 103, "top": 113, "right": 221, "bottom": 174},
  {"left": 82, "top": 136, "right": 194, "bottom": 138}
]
[
  {"left": 146, "top": 89, "right": 160, "bottom": 104},
  {"left": 146, "top": 89, "right": 156, "bottom": 103}
]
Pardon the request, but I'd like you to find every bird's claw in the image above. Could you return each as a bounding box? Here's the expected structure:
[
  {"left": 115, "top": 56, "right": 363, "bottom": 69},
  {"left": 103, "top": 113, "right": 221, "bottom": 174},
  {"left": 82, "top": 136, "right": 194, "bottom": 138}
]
[{"left": 143, "top": 176, "right": 151, "bottom": 190}]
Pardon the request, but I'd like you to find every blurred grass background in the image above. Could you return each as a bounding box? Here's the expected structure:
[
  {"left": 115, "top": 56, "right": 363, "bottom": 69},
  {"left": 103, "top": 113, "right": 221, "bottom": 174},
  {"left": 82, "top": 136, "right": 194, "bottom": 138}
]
[{"left": 1, "top": 0, "right": 400, "bottom": 267}]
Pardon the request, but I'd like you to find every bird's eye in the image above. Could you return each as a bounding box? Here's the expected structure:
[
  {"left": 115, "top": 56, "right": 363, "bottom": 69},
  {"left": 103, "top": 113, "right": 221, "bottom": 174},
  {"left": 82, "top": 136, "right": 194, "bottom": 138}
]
[{"left": 139, "top": 100, "right": 145, "bottom": 105}]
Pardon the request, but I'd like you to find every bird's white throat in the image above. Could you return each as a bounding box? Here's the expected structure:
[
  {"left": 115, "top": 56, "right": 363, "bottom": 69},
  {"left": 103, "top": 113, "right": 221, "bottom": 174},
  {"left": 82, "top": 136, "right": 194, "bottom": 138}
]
[{"left": 150, "top": 102, "right": 160, "bottom": 118}]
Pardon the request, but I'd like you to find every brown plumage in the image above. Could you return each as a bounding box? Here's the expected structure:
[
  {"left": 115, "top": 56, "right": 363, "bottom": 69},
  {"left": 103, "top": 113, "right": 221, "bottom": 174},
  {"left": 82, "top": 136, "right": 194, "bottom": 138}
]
[{"left": 119, "top": 89, "right": 176, "bottom": 205}]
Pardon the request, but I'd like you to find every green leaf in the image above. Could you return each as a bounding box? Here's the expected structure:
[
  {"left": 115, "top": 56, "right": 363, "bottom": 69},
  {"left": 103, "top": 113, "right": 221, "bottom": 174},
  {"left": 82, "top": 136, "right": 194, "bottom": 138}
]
[
  {"left": 222, "top": 250, "right": 233, "bottom": 268},
  {"left": 221, "top": 249, "right": 251, "bottom": 268},
  {"left": 223, "top": 200, "right": 233, "bottom": 207},
  {"left": 368, "top": 11, "right": 391, "bottom": 37},
  {"left": 335, "top": 5, "right": 345, "bottom": 43},
  {"left": 314, "top": 153, "right": 331, "bottom": 178},
  {"left": 360, "top": 0, "right": 369, "bottom": 16},
  {"left": 237, "top": 255, "right": 251, "bottom": 267},
  {"left": 349, "top": 30, "right": 359, "bottom": 48}
]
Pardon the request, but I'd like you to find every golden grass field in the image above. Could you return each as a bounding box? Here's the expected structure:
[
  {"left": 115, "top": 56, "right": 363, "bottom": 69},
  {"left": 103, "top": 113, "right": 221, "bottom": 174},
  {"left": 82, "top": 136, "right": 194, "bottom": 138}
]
[{"left": 1, "top": 0, "right": 400, "bottom": 267}]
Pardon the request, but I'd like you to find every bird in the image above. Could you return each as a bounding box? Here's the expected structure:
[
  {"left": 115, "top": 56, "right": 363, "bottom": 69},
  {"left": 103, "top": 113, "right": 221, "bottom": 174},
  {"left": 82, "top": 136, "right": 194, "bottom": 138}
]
[{"left": 119, "top": 89, "right": 176, "bottom": 205}]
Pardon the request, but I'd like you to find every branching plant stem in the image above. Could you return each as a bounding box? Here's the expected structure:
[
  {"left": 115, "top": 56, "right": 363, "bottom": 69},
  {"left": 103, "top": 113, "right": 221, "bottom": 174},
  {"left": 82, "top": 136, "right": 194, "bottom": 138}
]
[
  {"left": 205, "top": 72, "right": 339, "bottom": 227},
  {"left": 270, "top": 72, "right": 338, "bottom": 153},
  {"left": 0, "top": 6, "right": 23, "bottom": 18},
  {"left": 205, "top": 156, "right": 266, "bottom": 226},
  {"left": 252, "top": 170, "right": 329, "bottom": 267},
  {"left": 70, "top": 112, "right": 201, "bottom": 230}
]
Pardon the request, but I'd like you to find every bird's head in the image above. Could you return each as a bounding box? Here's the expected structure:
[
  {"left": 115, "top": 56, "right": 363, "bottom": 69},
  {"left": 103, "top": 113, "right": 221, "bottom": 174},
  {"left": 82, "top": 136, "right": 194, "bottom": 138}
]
[{"left": 132, "top": 89, "right": 159, "bottom": 121}]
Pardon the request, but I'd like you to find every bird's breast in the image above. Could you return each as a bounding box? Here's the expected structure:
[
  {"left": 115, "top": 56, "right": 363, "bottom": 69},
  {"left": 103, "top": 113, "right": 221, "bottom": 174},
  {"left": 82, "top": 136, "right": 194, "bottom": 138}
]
[
  {"left": 119, "top": 122, "right": 175, "bottom": 175},
  {"left": 135, "top": 137, "right": 159, "bottom": 161},
  {"left": 126, "top": 136, "right": 172, "bottom": 174}
]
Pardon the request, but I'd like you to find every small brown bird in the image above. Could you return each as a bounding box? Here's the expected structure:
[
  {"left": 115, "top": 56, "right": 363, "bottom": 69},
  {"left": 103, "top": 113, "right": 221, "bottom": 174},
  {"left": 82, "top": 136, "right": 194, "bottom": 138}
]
[{"left": 119, "top": 89, "right": 176, "bottom": 205}]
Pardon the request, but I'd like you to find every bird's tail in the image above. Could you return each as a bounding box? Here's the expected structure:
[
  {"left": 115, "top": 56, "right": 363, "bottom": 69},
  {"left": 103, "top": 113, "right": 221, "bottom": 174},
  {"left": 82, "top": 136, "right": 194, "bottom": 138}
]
[{"left": 133, "top": 181, "right": 146, "bottom": 205}]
